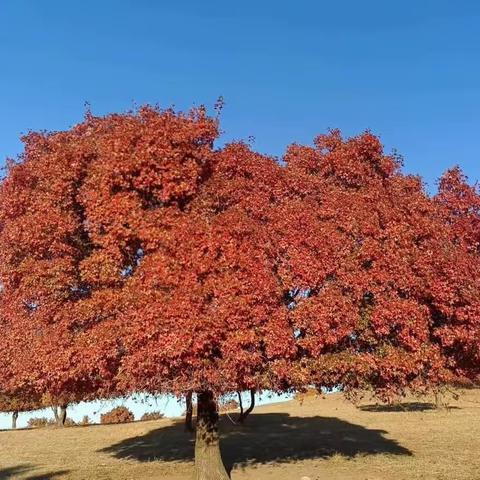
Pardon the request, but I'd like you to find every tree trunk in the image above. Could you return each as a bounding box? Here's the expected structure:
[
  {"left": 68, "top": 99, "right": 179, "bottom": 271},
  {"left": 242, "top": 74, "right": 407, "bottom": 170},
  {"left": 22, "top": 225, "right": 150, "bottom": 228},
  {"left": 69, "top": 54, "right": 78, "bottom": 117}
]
[
  {"left": 194, "top": 391, "right": 229, "bottom": 480},
  {"left": 11, "top": 411, "right": 18, "bottom": 430},
  {"left": 434, "top": 391, "right": 445, "bottom": 410},
  {"left": 52, "top": 405, "right": 59, "bottom": 423},
  {"left": 237, "top": 392, "right": 244, "bottom": 419},
  {"left": 57, "top": 404, "right": 67, "bottom": 427},
  {"left": 238, "top": 389, "right": 255, "bottom": 424},
  {"left": 185, "top": 391, "right": 194, "bottom": 432}
]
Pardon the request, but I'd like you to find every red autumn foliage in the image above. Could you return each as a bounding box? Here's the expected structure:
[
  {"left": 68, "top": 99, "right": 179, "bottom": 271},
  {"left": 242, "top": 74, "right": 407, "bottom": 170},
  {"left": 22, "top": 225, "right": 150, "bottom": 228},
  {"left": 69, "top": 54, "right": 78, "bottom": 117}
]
[
  {"left": 434, "top": 167, "right": 480, "bottom": 381},
  {"left": 0, "top": 105, "right": 479, "bottom": 477},
  {"left": 140, "top": 411, "right": 164, "bottom": 421},
  {"left": 436, "top": 166, "right": 480, "bottom": 254},
  {"left": 0, "top": 394, "right": 44, "bottom": 414},
  {"left": 100, "top": 406, "right": 134, "bottom": 424}
]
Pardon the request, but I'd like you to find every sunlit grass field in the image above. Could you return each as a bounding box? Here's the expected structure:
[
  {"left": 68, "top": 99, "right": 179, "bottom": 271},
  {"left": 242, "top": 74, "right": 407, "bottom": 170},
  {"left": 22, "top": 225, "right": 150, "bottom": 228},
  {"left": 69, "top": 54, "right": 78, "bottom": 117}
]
[{"left": 1, "top": 389, "right": 479, "bottom": 480}]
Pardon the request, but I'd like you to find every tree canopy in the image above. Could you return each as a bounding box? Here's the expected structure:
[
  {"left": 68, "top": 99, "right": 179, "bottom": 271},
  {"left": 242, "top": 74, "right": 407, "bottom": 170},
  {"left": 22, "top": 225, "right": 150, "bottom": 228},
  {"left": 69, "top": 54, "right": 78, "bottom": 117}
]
[{"left": 0, "top": 105, "right": 479, "bottom": 478}]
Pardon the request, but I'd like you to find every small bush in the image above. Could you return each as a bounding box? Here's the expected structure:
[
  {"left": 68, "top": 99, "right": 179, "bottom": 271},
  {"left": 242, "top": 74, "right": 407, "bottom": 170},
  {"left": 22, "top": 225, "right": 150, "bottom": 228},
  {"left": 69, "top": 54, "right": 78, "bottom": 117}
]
[
  {"left": 100, "top": 406, "right": 134, "bottom": 424},
  {"left": 27, "top": 417, "right": 51, "bottom": 428},
  {"left": 80, "top": 415, "right": 91, "bottom": 425},
  {"left": 140, "top": 411, "right": 164, "bottom": 421},
  {"left": 27, "top": 416, "right": 76, "bottom": 428},
  {"left": 219, "top": 399, "right": 240, "bottom": 412}
]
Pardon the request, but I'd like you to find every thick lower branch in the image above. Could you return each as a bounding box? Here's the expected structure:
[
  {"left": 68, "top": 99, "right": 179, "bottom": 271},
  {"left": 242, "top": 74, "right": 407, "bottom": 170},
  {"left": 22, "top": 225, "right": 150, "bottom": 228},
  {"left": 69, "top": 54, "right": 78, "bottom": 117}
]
[
  {"left": 238, "top": 389, "right": 255, "bottom": 424},
  {"left": 185, "top": 391, "right": 194, "bottom": 432}
]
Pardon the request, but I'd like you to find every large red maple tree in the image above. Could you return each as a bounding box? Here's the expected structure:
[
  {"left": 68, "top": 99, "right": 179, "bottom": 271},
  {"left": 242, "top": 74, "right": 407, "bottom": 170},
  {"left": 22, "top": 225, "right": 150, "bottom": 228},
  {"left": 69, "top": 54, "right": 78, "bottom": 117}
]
[
  {"left": 0, "top": 106, "right": 478, "bottom": 479},
  {"left": 434, "top": 167, "right": 480, "bottom": 380}
]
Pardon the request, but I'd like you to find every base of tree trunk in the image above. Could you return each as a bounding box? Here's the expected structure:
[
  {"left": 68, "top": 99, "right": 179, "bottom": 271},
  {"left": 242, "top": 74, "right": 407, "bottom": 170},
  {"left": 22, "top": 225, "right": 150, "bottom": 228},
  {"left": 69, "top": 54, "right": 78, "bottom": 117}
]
[
  {"left": 194, "top": 391, "right": 229, "bottom": 480},
  {"left": 57, "top": 404, "right": 67, "bottom": 427},
  {"left": 52, "top": 405, "right": 59, "bottom": 423},
  {"left": 434, "top": 391, "right": 447, "bottom": 410},
  {"left": 237, "top": 389, "right": 255, "bottom": 424},
  {"left": 12, "top": 411, "right": 18, "bottom": 430}
]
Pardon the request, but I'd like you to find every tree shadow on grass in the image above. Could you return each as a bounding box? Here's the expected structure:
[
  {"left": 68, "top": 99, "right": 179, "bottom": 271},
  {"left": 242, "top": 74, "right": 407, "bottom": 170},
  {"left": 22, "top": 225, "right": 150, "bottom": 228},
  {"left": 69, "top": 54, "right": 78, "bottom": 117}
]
[
  {"left": 24, "top": 472, "right": 70, "bottom": 480},
  {"left": 0, "top": 465, "right": 32, "bottom": 479},
  {"left": 100, "top": 412, "right": 411, "bottom": 473},
  {"left": 359, "top": 402, "right": 460, "bottom": 412},
  {"left": 0, "top": 464, "right": 69, "bottom": 480}
]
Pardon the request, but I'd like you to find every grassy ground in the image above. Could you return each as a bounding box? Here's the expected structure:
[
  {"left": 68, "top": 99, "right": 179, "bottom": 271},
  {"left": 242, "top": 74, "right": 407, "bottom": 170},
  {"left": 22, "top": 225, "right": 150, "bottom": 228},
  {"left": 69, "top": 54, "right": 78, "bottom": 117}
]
[{"left": 1, "top": 389, "right": 479, "bottom": 480}]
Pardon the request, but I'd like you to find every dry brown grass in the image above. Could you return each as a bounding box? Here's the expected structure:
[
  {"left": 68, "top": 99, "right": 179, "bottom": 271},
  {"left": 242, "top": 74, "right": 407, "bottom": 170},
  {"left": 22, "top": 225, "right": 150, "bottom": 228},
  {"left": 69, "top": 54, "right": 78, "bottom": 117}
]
[{"left": 1, "top": 388, "right": 479, "bottom": 479}]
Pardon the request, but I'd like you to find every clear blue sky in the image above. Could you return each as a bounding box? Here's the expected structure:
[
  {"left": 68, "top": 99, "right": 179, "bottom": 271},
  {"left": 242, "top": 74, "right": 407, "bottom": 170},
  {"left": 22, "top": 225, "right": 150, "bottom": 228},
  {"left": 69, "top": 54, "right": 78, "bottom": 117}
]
[
  {"left": 1, "top": 0, "right": 480, "bottom": 188},
  {"left": 0, "top": 1, "right": 479, "bottom": 427}
]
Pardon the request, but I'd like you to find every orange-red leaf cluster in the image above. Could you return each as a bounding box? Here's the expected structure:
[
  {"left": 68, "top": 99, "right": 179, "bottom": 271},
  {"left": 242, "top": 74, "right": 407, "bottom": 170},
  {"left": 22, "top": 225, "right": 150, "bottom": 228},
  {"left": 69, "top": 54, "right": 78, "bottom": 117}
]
[{"left": 0, "top": 106, "right": 479, "bottom": 404}]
